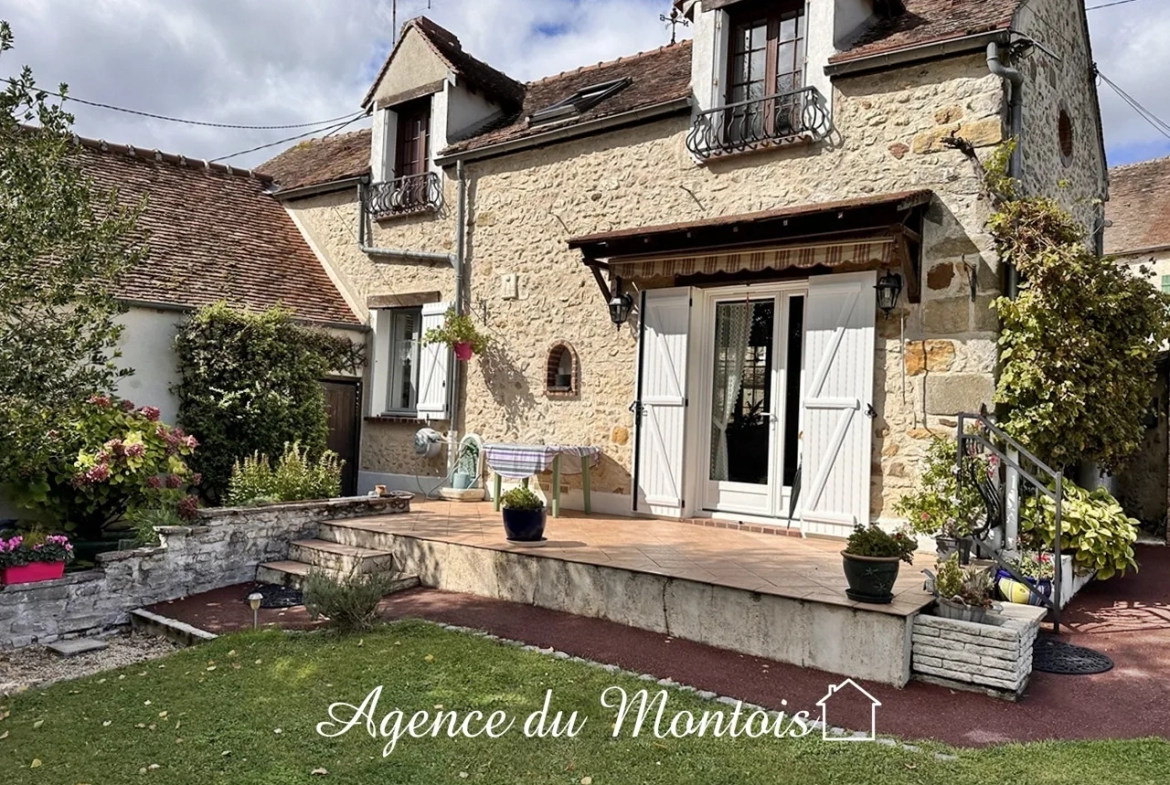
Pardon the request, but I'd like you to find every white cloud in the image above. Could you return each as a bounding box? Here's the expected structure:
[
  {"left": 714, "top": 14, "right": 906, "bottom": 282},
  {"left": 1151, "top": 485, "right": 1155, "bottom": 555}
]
[{"left": 0, "top": 0, "right": 1165, "bottom": 168}]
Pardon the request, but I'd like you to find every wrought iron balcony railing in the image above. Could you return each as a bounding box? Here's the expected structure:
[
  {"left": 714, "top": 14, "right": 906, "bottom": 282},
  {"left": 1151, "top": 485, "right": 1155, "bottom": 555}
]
[
  {"left": 686, "top": 86, "right": 831, "bottom": 160},
  {"left": 363, "top": 172, "right": 443, "bottom": 217}
]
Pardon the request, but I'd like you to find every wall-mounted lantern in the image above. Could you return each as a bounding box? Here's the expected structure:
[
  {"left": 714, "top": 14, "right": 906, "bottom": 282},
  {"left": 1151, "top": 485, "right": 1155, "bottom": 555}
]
[
  {"left": 875, "top": 271, "right": 903, "bottom": 319},
  {"left": 608, "top": 291, "right": 634, "bottom": 329}
]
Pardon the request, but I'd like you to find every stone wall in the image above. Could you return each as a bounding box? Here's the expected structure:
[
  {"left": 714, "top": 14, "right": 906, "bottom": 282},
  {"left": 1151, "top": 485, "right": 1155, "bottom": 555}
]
[
  {"left": 289, "top": 52, "right": 1022, "bottom": 519},
  {"left": 911, "top": 604, "right": 1046, "bottom": 699},
  {"left": 1015, "top": 0, "right": 1109, "bottom": 234},
  {"left": 0, "top": 497, "right": 400, "bottom": 649}
]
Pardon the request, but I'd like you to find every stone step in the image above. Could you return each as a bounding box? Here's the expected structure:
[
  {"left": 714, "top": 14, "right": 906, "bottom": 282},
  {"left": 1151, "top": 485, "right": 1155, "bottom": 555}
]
[
  {"left": 47, "top": 638, "right": 109, "bottom": 657},
  {"left": 288, "top": 539, "right": 395, "bottom": 575},
  {"left": 318, "top": 522, "right": 401, "bottom": 553},
  {"left": 256, "top": 561, "right": 421, "bottom": 594}
]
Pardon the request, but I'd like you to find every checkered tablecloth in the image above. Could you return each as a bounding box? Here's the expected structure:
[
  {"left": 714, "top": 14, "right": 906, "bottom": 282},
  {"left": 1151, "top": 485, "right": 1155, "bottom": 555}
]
[{"left": 482, "top": 444, "right": 602, "bottom": 480}]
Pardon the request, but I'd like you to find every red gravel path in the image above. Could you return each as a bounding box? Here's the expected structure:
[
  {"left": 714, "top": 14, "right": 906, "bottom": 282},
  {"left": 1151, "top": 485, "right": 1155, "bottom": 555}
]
[{"left": 147, "top": 546, "right": 1170, "bottom": 747}]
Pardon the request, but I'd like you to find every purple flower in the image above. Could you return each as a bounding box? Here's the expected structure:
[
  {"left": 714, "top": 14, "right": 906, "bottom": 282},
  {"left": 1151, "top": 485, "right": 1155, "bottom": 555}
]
[
  {"left": 140, "top": 406, "right": 161, "bottom": 422},
  {"left": 177, "top": 495, "right": 200, "bottom": 521},
  {"left": 126, "top": 443, "right": 145, "bottom": 459},
  {"left": 87, "top": 464, "right": 110, "bottom": 483},
  {"left": 146, "top": 476, "right": 163, "bottom": 489},
  {"left": 190, "top": 473, "right": 202, "bottom": 487},
  {"left": 121, "top": 399, "right": 137, "bottom": 411}
]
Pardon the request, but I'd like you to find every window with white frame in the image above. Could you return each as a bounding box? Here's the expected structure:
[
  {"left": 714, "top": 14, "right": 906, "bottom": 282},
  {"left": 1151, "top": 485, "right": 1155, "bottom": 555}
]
[
  {"left": 370, "top": 302, "right": 451, "bottom": 420},
  {"left": 385, "top": 307, "right": 422, "bottom": 413}
]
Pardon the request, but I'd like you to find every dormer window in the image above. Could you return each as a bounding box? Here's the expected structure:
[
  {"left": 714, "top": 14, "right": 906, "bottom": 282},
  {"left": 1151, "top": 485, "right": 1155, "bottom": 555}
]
[
  {"left": 530, "top": 78, "right": 632, "bottom": 125},
  {"left": 726, "top": 1, "right": 806, "bottom": 140},
  {"left": 366, "top": 97, "right": 442, "bottom": 217},
  {"left": 687, "top": 0, "right": 827, "bottom": 160}
]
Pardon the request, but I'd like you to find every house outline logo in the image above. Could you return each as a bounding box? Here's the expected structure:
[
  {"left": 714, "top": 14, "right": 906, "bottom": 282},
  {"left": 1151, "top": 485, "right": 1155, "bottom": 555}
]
[{"left": 816, "top": 679, "right": 881, "bottom": 742}]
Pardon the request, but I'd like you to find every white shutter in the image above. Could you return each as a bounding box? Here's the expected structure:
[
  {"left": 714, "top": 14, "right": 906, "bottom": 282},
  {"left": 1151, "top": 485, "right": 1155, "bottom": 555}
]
[
  {"left": 416, "top": 302, "right": 452, "bottom": 420},
  {"left": 368, "top": 309, "right": 390, "bottom": 417},
  {"left": 634, "top": 288, "right": 692, "bottom": 516},
  {"left": 800, "top": 272, "right": 876, "bottom": 537}
]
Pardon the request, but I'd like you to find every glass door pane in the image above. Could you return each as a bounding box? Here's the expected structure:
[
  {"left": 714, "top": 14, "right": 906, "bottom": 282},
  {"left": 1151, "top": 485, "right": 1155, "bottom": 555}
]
[{"left": 709, "top": 299, "right": 775, "bottom": 485}]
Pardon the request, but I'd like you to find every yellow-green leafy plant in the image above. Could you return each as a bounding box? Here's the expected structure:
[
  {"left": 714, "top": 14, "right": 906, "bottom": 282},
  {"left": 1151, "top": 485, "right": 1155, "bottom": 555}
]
[
  {"left": 1020, "top": 482, "right": 1139, "bottom": 580},
  {"left": 225, "top": 442, "right": 342, "bottom": 507}
]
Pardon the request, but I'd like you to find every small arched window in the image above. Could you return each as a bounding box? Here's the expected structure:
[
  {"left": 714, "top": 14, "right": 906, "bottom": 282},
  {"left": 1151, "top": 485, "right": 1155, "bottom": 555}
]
[{"left": 546, "top": 341, "right": 579, "bottom": 399}]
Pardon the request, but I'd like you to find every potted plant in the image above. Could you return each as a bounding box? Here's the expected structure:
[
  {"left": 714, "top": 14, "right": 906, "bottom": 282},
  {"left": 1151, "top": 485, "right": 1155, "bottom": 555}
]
[
  {"left": 0, "top": 532, "right": 75, "bottom": 586},
  {"left": 894, "top": 436, "right": 989, "bottom": 565},
  {"left": 423, "top": 309, "right": 489, "bottom": 362},
  {"left": 841, "top": 523, "right": 917, "bottom": 604},
  {"left": 996, "top": 550, "right": 1055, "bottom": 606},
  {"left": 925, "top": 554, "right": 996, "bottom": 623},
  {"left": 500, "top": 486, "right": 546, "bottom": 542}
]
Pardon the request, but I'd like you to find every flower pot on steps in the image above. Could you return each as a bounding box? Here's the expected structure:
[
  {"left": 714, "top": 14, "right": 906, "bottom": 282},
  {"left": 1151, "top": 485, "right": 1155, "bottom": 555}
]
[
  {"left": 502, "top": 507, "right": 547, "bottom": 543},
  {"left": 934, "top": 596, "right": 990, "bottom": 624}
]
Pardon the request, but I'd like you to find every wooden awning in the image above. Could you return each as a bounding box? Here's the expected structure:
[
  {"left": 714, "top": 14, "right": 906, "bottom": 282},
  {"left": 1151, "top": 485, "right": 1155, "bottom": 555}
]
[{"left": 568, "top": 189, "right": 932, "bottom": 302}]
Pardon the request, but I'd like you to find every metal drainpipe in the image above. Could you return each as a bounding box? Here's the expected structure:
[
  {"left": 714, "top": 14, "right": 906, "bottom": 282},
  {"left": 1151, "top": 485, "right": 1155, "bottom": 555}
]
[
  {"left": 987, "top": 40, "right": 1023, "bottom": 299},
  {"left": 446, "top": 160, "right": 468, "bottom": 473},
  {"left": 356, "top": 180, "right": 457, "bottom": 263}
]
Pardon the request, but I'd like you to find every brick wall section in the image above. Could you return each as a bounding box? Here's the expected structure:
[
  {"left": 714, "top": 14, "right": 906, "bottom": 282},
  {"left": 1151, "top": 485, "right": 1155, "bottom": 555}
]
[
  {"left": 0, "top": 497, "right": 401, "bottom": 649},
  {"left": 911, "top": 604, "right": 1046, "bottom": 697}
]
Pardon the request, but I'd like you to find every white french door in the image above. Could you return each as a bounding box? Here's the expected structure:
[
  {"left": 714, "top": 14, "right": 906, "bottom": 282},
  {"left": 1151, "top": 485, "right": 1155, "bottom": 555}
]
[{"left": 698, "top": 284, "right": 806, "bottom": 519}]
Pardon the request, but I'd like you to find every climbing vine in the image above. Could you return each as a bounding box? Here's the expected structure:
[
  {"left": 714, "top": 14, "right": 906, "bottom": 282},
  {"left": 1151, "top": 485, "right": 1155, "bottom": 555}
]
[{"left": 953, "top": 138, "right": 1170, "bottom": 473}]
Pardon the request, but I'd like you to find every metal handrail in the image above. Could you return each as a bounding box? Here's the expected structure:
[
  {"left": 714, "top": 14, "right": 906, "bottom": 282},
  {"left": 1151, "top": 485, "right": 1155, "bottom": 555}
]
[
  {"left": 956, "top": 412, "right": 1063, "bottom": 631},
  {"left": 363, "top": 172, "right": 443, "bottom": 216},
  {"left": 686, "top": 86, "right": 832, "bottom": 160}
]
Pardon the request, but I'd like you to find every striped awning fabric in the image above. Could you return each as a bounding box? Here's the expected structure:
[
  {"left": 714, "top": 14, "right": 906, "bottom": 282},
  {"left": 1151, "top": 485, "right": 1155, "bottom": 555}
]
[{"left": 607, "top": 238, "right": 896, "bottom": 278}]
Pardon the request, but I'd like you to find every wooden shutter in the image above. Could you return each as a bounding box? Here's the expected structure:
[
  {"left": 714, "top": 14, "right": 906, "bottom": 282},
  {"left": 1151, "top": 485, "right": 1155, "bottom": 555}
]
[
  {"left": 416, "top": 302, "right": 451, "bottom": 420},
  {"left": 799, "top": 272, "right": 875, "bottom": 537},
  {"left": 634, "top": 288, "right": 692, "bottom": 516}
]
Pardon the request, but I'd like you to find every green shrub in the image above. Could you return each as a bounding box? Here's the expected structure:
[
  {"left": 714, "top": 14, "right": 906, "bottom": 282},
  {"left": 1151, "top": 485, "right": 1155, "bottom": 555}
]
[
  {"left": 225, "top": 442, "right": 342, "bottom": 507},
  {"left": 894, "top": 436, "right": 992, "bottom": 538},
  {"left": 1020, "top": 482, "right": 1139, "bottom": 580},
  {"left": 303, "top": 568, "right": 398, "bottom": 633},
  {"left": 4, "top": 394, "right": 199, "bottom": 540},
  {"left": 125, "top": 504, "right": 186, "bottom": 546},
  {"left": 845, "top": 523, "right": 917, "bottom": 564},
  {"left": 173, "top": 303, "right": 361, "bottom": 502},
  {"left": 500, "top": 486, "right": 544, "bottom": 511}
]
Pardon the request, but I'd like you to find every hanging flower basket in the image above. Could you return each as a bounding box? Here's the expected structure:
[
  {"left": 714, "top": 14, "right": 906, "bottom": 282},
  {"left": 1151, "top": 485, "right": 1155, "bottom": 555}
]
[
  {"left": 0, "top": 534, "right": 75, "bottom": 586},
  {"left": 423, "top": 310, "right": 489, "bottom": 361}
]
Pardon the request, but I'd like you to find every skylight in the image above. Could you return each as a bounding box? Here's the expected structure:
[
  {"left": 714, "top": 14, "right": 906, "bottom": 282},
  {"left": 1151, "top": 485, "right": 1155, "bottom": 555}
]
[{"left": 529, "top": 78, "right": 633, "bottom": 125}]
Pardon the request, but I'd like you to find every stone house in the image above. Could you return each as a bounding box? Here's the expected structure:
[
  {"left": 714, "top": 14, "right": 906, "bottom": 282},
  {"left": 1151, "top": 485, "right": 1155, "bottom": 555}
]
[
  {"left": 260, "top": 0, "right": 1106, "bottom": 534},
  {"left": 1107, "top": 156, "right": 1170, "bottom": 533}
]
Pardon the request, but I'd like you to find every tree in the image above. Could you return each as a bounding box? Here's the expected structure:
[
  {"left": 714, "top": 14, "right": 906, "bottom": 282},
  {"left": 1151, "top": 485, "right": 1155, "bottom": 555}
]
[
  {"left": 173, "top": 303, "right": 361, "bottom": 502},
  {"left": 0, "top": 21, "right": 146, "bottom": 482},
  {"left": 958, "top": 141, "right": 1170, "bottom": 473}
]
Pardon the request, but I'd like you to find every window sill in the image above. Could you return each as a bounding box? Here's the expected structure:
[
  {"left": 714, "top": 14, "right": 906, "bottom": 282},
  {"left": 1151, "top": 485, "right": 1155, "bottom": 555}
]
[
  {"left": 365, "top": 414, "right": 448, "bottom": 424},
  {"left": 545, "top": 387, "right": 578, "bottom": 400}
]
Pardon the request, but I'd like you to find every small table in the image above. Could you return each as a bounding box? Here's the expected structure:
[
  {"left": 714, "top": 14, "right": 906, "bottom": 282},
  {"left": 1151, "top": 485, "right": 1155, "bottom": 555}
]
[{"left": 483, "top": 444, "right": 602, "bottom": 517}]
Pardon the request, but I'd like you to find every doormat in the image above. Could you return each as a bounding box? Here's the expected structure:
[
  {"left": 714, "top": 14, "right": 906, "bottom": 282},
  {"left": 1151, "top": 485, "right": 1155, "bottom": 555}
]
[
  {"left": 250, "top": 583, "right": 304, "bottom": 610},
  {"left": 1032, "top": 635, "right": 1114, "bottom": 675}
]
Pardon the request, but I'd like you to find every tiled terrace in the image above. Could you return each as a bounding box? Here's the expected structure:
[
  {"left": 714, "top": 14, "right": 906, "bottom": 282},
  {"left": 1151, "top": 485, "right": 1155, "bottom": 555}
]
[{"left": 332, "top": 500, "right": 933, "bottom": 617}]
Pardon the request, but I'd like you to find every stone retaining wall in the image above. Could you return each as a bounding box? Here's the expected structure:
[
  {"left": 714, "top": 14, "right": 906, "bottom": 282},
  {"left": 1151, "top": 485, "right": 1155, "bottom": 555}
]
[
  {"left": 911, "top": 604, "right": 1047, "bottom": 699},
  {"left": 0, "top": 497, "right": 401, "bottom": 649}
]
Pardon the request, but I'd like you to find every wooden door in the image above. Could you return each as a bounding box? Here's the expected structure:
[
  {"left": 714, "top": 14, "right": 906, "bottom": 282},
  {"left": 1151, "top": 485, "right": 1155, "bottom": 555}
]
[{"left": 322, "top": 379, "right": 362, "bottom": 497}]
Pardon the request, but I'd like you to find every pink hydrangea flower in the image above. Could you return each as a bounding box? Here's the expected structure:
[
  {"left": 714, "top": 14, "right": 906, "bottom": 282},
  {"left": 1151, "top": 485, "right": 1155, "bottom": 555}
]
[
  {"left": 177, "top": 495, "right": 200, "bottom": 521},
  {"left": 140, "top": 406, "right": 161, "bottom": 422},
  {"left": 88, "top": 394, "right": 112, "bottom": 408},
  {"left": 190, "top": 473, "right": 202, "bottom": 487},
  {"left": 126, "top": 443, "right": 145, "bottom": 459},
  {"left": 165, "top": 474, "right": 182, "bottom": 489},
  {"left": 121, "top": 399, "right": 137, "bottom": 411},
  {"left": 183, "top": 434, "right": 199, "bottom": 450},
  {"left": 146, "top": 476, "right": 163, "bottom": 489},
  {"left": 87, "top": 464, "right": 110, "bottom": 483}
]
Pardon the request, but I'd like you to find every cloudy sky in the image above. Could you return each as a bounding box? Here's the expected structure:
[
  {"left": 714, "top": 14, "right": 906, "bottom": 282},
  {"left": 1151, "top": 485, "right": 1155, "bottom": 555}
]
[{"left": 0, "top": 0, "right": 1166, "bottom": 170}]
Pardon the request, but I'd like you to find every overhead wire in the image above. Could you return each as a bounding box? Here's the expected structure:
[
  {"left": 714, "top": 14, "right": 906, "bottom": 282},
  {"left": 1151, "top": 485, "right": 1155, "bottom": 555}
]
[
  {"left": 2, "top": 77, "right": 361, "bottom": 131},
  {"left": 208, "top": 111, "right": 369, "bottom": 163}
]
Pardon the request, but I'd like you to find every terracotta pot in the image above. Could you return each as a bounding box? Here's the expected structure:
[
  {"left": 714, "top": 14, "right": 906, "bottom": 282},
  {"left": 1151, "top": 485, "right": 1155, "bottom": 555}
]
[
  {"left": 841, "top": 551, "right": 901, "bottom": 604},
  {"left": 454, "top": 342, "right": 474, "bottom": 361},
  {"left": 2, "top": 561, "right": 65, "bottom": 586}
]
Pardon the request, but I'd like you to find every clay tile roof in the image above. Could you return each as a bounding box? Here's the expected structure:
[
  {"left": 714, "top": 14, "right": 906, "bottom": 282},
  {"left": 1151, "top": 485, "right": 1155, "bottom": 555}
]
[
  {"left": 362, "top": 17, "right": 526, "bottom": 110},
  {"left": 76, "top": 137, "right": 359, "bottom": 325},
  {"left": 829, "top": 0, "right": 1021, "bottom": 64},
  {"left": 259, "top": 129, "right": 371, "bottom": 194},
  {"left": 1106, "top": 157, "right": 1170, "bottom": 256},
  {"left": 442, "top": 41, "right": 693, "bottom": 156}
]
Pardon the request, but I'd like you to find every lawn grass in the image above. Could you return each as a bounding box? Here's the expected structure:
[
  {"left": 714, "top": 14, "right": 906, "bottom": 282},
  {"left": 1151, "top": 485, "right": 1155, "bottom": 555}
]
[{"left": 1, "top": 621, "right": 1167, "bottom": 784}]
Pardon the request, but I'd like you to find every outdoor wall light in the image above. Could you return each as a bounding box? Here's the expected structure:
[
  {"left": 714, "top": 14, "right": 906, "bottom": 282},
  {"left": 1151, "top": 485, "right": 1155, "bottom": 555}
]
[
  {"left": 608, "top": 291, "right": 634, "bottom": 329},
  {"left": 247, "top": 592, "right": 263, "bottom": 630},
  {"left": 875, "top": 271, "right": 903, "bottom": 319}
]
